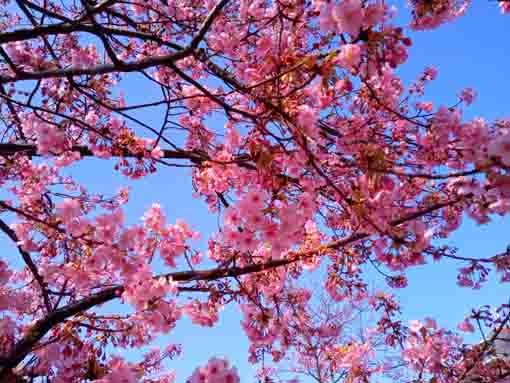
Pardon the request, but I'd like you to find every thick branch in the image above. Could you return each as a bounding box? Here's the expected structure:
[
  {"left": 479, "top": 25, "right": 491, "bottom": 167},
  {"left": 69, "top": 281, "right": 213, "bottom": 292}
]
[
  {"left": 0, "top": 20, "right": 182, "bottom": 50},
  {"left": 0, "top": 49, "right": 192, "bottom": 83},
  {"left": 0, "top": 259, "right": 286, "bottom": 378},
  {"left": 0, "top": 287, "right": 119, "bottom": 378},
  {"left": 0, "top": 143, "right": 205, "bottom": 163}
]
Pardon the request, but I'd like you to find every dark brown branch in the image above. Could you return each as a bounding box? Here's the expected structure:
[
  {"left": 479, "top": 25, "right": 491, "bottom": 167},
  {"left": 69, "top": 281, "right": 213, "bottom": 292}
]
[
  {"left": 166, "top": 61, "right": 256, "bottom": 120},
  {"left": 0, "top": 143, "right": 205, "bottom": 163},
  {"left": 0, "top": 11, "right": 181, "bottom": 51},
  {"left": 0, "top": 49, "right": 192, "bottom": 83},
  {"left": 0, "top": 287, "right": 119, "bottom": 378},
  {"left": 79, "top": 0, "right": 122, "bottom": 67}
]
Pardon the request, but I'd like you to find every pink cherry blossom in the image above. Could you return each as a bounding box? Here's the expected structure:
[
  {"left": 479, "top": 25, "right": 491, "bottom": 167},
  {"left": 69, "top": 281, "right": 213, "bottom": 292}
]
[
  {"left": 488, "top": 132, "right": 510, "bottom": 166},
  {"left": 336, "top": 44, "right": 362, "bottom": 71},
  {"left": 458, "top": 87, "right": 476, "bottom": 106},
  {"left": 334, "top": 0, "right": 364, "bottom": 37},
  {"left": 188, "top": 358, "right": 240, "bottom": 383},
  {"left": 500, "top": 1, "right": 510, "bottom": 14},
  {"left": 457, "top": 319, "right": 475, "bottom": 333}
]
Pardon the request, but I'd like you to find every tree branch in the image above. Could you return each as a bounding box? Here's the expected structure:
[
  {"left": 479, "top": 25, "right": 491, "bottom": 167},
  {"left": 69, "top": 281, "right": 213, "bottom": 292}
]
[
  {"left": 0, "top": 49, "right": 192, "bottom": 83},
  {"left": 0, "top": 218, "right": 51, "bottom": 312},
  {"left": 0, "top": 143, "right": 205, "bottom": 163},
  {"left": 0, "top": 0, "right": 229, "bottom": 84},
  {"left": 189, "top": 0, "right": 230, "bottom": 50}
]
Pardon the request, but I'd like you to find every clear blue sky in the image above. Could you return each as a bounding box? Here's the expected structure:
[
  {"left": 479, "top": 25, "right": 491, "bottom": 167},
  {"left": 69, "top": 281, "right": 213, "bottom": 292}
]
[{"left": 1, "top": 1, "right": 509, "bottom": 382}]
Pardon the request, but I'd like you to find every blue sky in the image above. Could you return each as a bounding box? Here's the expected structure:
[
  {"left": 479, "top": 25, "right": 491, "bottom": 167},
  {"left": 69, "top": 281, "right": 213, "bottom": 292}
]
[
  {"left": 391, "top": 0, "right": 510, "bottom": 338},
  {"left": 1, "top": 1, "right": 509, "bottom": 382}
]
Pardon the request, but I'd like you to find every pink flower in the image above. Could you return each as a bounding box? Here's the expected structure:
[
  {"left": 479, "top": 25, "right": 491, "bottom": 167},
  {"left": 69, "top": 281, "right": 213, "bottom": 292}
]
[
  {"left": 500, "top": 1, "right": 510, "bottom": 14},
  {"left": 131, "top": 2, "right": 145, "bottom": 15},
  {"left": 333, "top": 0, "right": 364, "bottom": 37},
  {"left": 458, "top": 88, "right": 476, "bottom": 106},
  {"left": 335, "top": 78, "right": 353, "bottom": 93},
  {"left": 256, "top": 35, "right": 273, "bottom": 57},
  {"left": 97, "top": 357, "right": 139, "bottom": 383},
  {"left": 224, "top": 207, "right": 242, "bottom": 227},
  {"left": 336, "top": 44, "right": 362, "bottom": 70},
  {"left": 415, "top": 102, "right": 433, "bottom": 112},
  {"left": 225, "top": 124, "right": 241, "bottom": 151},
  {"left": 424, "top": 318, "right": 437, "bottom": 329},
  {"left": 409, "top": 0, "right": 468, "bottom": 30},
  {"left": 33, "top": 122, "right": 67, "bottom": 155},
  {"left": 66, "top": 217, "right": 90, "bottom": 237},
  {"left": 319, "top": 3, "right": 337, "bottom": 32},
  {"left": 239, "top": 190, "right": 266, "bottom": 213},
  {"left": 363, "top": 2, "right": 385, "bottom": 27},
  {"left": 297, "top": 105, "right": 317, "bottom": 128},
  {"left": 56, "top": 198, "right": 81, "bottom": 224},
  {"left": 184, "top": 301, "right": 219, "bottom": 327},
  {"left": 457, "top": 319, "right": 475, "bottom": 333},
  {"left": 297, "top": 105, "right": 319, "bottom": 139},
  {"left": 151, "top": 146, "right": 164, "bottom": 159},
  {"left": 423, "top": 66, "right": 438, "bottom": 81},
  {"left": 243, "top": 67, "right": 259, "bottom": 83},
  {"left": 409, "top": 320, "right": 424, "bottom": 333},
  {"left": 0, "top": 260, "right": 11, "bottom": 284},
  {"left": 488, "top": 133, "right": 510, "bottom": 166},
  {"left": 85, "top": 111, "right": 99, "bottom": 126},
  {"left": 318, "top": 324, "right": 340, "bottom": 337},
  {"left": 53, "top": 151, "right": 81, "bottom": 167},
  {"left": 188, "top": 358, "right": 240, "bottom": 383},
  {"left": 95, "top": 209, "right": 124, "bottom": 242},
  {"left": 142, "top": 203, "right": 165, "bottom": 232}
]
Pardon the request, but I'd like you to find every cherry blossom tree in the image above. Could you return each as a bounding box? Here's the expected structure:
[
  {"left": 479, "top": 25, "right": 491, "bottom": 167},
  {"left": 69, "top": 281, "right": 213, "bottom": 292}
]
[
  {"left": 0, "top": 0, "right": 510, "bottom": 382},
  {"left": 254, "top": 288, "right": 403, "bottom": 383}
]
